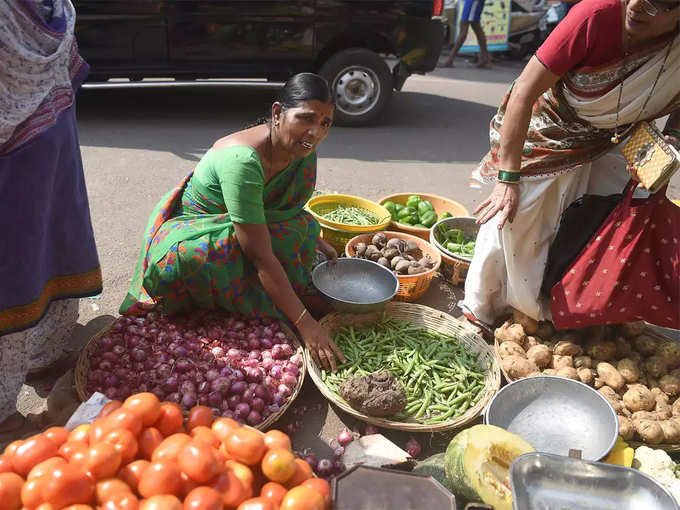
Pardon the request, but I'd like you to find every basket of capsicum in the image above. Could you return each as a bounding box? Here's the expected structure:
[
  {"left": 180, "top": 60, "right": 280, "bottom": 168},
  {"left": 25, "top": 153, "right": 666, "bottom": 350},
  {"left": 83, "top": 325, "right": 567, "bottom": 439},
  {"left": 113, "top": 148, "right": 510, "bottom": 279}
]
[{"left": 379, "top": 193, "right": 469, "bottom": 241}]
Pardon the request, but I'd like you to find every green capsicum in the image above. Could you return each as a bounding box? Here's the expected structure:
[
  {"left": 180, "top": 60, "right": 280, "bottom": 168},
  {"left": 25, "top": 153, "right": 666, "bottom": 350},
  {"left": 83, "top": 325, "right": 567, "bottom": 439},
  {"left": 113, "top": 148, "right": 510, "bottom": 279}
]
[
  {"left": 417, "top": 200, "right": 434, "bottom": 216},
  {"left": 394, "top": 203, "right": 405, "bottom": 214},
  {"left": 397, "top": 206, "right": 416, "bottom": 220},
  {"left": 440, "top": 211, "right": 453, "bottom": 219},
  {"left": 406, "top": 195, "right": 422, "bottom": 209},
  {"left": 420, "top": 210, "right": 437, "bottom": 228},
  {"left": 383, "top": 201, "right": 398, "bottom": 220}
]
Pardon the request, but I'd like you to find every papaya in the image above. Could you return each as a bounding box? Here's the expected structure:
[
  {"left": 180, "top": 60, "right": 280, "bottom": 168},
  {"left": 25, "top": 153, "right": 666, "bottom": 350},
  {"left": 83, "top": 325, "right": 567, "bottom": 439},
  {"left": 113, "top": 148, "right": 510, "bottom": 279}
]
[
  {"left": 603, "top": 437, "right": 634, "bottom": 467},
  {"left": 444, "top": 425, "right": 534, "bottom": 510}
]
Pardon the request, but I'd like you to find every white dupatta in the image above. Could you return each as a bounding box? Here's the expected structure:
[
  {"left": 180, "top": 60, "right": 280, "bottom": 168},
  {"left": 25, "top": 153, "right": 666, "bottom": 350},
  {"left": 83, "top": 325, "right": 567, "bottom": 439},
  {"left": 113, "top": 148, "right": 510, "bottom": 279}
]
[{"left": 564, "top": 35, "right": 680, "bottom": 129}]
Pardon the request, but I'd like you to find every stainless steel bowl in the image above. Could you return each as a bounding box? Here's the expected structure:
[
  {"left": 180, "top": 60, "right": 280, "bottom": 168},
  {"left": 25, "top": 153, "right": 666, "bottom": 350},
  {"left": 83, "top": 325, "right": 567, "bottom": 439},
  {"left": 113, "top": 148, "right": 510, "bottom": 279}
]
[
  {"left": 312, "top": 258, "right": 399, "bottom": 314},
  {"left": 484, "top": 375, "right": 618, "bottom": 461},
  {"left": 511, "top": 452, "right": 680, "bottom": 510}
]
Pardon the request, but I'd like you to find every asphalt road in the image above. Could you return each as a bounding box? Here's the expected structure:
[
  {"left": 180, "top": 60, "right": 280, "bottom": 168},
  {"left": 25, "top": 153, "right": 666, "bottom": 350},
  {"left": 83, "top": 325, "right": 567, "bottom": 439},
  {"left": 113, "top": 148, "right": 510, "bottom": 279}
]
[
  {"left": 12, "top": 59, "right": 680, "bottom": 455},
  {"left": 75, "top": 62, "right": 524, "bottom": 325}
]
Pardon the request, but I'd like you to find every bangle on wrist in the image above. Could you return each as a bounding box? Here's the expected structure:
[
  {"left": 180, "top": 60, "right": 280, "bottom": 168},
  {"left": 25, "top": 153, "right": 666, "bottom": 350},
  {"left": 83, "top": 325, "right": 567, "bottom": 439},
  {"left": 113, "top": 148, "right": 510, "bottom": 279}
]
[
  {"left": 664, "top": 128, "right": 680, "bottom": 139},
  {"left": 497, "top": 170, "right": 521, "bottom": 183},
  {"left": 293, "top": 308, "right": 308, "bottom": 327}
]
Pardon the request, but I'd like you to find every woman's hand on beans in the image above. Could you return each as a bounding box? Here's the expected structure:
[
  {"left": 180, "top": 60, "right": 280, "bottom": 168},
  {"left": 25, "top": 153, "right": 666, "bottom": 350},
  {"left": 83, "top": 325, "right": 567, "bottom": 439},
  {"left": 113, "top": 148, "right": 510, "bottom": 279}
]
[
  {"left": 474, "top": 181, "right": 520, "bottom": 229},
  {"left": 298, "top": 316, "right": 345, "bottom": 371},
  {"left": 317, "top": 237, "right": 338, "bottom": 265}
]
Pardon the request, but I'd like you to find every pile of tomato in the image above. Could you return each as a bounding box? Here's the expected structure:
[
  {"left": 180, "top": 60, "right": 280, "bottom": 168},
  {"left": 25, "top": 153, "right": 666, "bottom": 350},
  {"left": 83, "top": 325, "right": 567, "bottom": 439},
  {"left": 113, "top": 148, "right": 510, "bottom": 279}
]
[{"left": 0, "top": 393, "right": 330, "bottom": 510}]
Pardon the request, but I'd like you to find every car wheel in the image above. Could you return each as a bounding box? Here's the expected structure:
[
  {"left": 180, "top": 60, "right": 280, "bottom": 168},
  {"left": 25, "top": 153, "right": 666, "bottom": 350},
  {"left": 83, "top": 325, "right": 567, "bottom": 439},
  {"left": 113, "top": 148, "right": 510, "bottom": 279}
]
[{"left": 319, "top": 48, "right": 393, "bottom": 127}]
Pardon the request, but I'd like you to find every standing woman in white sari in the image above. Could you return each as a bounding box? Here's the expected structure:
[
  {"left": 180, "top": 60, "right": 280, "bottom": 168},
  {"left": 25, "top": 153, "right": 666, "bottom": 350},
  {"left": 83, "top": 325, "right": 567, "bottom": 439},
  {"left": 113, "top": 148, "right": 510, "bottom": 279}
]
[{"left": 462, "top": 0, "right": 680, "bottom": 328}]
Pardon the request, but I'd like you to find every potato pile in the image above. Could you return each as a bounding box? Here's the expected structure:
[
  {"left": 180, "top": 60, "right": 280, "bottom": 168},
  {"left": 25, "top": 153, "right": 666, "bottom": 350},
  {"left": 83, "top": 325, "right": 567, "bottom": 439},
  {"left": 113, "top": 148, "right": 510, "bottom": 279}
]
[
  {"left": 353, "top": 233, "right": 436, "bottom": 276},
  {"left": 496, "top": 311, "right": 680, "bottom": 445}
]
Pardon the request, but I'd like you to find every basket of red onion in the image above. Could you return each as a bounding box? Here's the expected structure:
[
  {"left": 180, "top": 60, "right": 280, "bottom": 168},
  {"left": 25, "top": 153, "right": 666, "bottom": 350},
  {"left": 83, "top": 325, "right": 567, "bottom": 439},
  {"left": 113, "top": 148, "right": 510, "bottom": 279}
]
[{"left": 75, "top": 310, "right": 306, "bottom": 430}]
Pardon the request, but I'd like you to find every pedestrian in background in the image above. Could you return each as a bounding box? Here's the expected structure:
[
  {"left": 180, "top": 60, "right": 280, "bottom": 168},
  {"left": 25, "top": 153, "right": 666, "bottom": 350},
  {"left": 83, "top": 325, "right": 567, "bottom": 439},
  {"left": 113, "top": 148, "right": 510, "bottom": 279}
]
[
  {"left": 0, "top": 0, "right": 102, "bottom": 433},
  {"left": 443, "top": 0, "right": 459, "bottom": 49},
  {"left": 441, "top": 0, "right": 492, "bottom": 67}
]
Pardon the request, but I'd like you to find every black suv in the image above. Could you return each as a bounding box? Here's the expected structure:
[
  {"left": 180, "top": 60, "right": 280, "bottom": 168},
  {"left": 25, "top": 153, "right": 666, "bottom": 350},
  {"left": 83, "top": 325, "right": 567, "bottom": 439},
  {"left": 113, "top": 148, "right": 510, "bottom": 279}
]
[{"left": 73, "top": 0, "right": 445, "bottom": 125}]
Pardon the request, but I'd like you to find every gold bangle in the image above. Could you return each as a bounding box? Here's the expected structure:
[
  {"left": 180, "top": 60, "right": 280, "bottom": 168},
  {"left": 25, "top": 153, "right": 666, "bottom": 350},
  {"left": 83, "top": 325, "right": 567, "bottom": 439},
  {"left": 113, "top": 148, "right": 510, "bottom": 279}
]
[{"left": 293, "top": 309, "right": 308, "bottom": 327}]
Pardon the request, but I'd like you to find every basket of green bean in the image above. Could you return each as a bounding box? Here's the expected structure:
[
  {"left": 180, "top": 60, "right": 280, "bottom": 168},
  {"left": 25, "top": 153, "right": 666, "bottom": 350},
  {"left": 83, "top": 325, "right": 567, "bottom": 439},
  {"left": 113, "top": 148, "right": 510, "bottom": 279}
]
[{"left": 306, "top": 302, "right": 501, "bottom": 432}]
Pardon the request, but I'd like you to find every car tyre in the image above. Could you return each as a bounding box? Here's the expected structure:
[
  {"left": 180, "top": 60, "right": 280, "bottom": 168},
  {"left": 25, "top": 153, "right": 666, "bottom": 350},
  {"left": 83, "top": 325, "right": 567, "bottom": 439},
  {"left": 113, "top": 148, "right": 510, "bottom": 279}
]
[{"left": 319, "top": 48, "right": 393, "bottom": 127}]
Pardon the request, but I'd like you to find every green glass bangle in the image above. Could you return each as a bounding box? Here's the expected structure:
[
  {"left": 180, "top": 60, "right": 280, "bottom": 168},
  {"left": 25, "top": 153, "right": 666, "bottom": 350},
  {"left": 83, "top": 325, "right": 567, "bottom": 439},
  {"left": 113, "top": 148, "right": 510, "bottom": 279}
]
[{"left": 497, "top": 170, "right": 521, "bottom": 183}]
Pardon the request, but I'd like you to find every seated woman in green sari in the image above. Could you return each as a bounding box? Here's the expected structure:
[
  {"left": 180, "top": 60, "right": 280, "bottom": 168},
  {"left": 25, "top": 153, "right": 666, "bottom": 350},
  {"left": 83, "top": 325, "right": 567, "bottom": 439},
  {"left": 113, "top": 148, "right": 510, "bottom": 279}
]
[{"left": 121, "top": 73, "right": 345, "bottom": 370}]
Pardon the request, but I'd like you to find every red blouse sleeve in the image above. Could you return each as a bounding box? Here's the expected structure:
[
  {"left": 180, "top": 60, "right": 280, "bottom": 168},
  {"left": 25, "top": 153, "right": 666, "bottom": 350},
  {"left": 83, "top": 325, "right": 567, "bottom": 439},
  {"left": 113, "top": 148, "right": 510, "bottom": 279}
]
[{"left": 536, "top": 0, "right": 622, "bottom": 76}]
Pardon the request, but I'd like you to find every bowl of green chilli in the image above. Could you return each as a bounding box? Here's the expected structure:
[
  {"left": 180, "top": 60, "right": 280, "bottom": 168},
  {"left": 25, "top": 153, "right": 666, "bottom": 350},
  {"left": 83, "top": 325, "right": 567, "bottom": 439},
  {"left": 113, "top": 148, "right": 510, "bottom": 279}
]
[{"left": 430, "top": 216, "right": 479, "bottom": 262}]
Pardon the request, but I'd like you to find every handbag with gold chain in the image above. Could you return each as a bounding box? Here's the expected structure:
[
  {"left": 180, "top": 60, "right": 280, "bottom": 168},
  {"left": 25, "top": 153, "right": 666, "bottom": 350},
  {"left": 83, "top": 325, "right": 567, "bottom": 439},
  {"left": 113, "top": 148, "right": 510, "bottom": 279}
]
[
  {"left": 611, "top": 33, "right": 679, "bottom": 193},
  {"left": 621, "top": 121, "right": 680, "bottom": 193}
]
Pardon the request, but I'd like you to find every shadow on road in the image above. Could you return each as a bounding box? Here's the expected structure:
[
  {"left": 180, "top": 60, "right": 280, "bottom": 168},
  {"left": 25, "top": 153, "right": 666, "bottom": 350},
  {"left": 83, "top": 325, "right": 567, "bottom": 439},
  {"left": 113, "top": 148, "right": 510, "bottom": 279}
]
[{"left": 77, "top": 84, "right": 497, "bottom": 164}]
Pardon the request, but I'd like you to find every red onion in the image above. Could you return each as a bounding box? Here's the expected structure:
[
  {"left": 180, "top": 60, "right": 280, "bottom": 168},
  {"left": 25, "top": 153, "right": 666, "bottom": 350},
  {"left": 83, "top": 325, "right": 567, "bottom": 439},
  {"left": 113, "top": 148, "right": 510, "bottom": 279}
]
[
  {"left": 333, "top": 446, "right": 345, "bottom": 458},
  {"left": 281, "top": 374, "right": 297, "bottom": 388},
  {"left": 98, "top": 360, "right": 113, "bottom": 371},
  {"left": 211, "top": 346, "right": 225, "bottom": 358},
  {"left": 260, "top": 339, "right": 273, "bottom": 350},
  {"left": 230, "top": 381, "right": 247, "bottom": 395},
  {"left": 227, "top": 395, "right": 241, "bottom": 409},
  {"left": 405, "top": 438, "right": 422, "bottom": 458},
  {"left": 277, "top": 385, "right": 292, "bottom": 398},
  {"left": 270, "top": 364, "right": 283, "bottom": 379},
  {"left": 179, "top": 380, "right": 196, "bottom": 394},
  {"left": 112, "top": 345, "right": 126, "bottom": 356},
  {"left": 337, "top": 429, "right": 353, "bottom": 447},
  {"left": 316, "top": 458, "right": 334, "bottom": 477},
  {"left": 212, "top": 377, "right": 231, "bottom": 395},
  {"left": 207, "top": 391, "right": 223, "bottom": 408},
  {"left": 227, "top": 348, "right": 242, "bottom": 363},
  {"left": 156, "top": 363, "right": 172, "bottom": 379},
  {"left": 248, "top": 350, "right": 261, "bottom": 360},
  {"left": 284, "top": 364, "right": 299, "bottom": 377},
  {"left": 303, "top": 454, "right": 318, "bottom": 471},
  {"left": 365, "top": 425, "right": 379, "bottom": 435},
  {"left": 175, "top": 358, "right": 191, "bottom": 373},
  {"left": 244, "top": 367, "right": 262, "bottom": 383},
  {"left": 272, "top": 345, "right": 286, "bottom": 360},
  {"left": 205, "top": 369, "right": 220, "bottom": 382},
  {"left": 333, "top": 460, "right": 346, "bottom": 474},
  {"left": 251, "top": 397, "right": 265, "bottom": 412},
  {"left": 181, "top": 392, "right": 197, "bottom": 408},
  {"left": 235, "top": 403, "right": 251, "bottom": 419},
  {"left": 173, "top": 345, "right": 188, "bottom": 358},
  {"left": 246, "top": 410, "right": 262, "bottom": 426},
  {"left": 242, "top": 388, "right": 254, "bottom": 404},
  {"left": 104, "top": 387, "right": 118, "bottom": 400},
  {"left": 163, "top": 376, "right": 179, "bottom": 393}
]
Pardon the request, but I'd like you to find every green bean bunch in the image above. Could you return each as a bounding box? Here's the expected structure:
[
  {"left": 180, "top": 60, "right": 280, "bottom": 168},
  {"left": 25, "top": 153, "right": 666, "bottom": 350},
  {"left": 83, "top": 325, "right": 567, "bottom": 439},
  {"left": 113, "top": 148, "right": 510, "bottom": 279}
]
[
  {"left": 321, "top": 316, "right": 487, "bottom": 424},
  {"left": 322, "top": 205, "right": 381, "bottom": 226}
]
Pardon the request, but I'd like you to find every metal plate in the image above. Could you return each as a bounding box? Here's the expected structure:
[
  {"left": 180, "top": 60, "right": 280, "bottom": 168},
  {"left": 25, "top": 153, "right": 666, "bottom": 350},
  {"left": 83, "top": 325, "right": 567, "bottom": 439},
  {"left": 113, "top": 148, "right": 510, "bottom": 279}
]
[
  {"left": 511, "top": 452, "right": 680, "bottom": 510},
  {"left": 312, "top": 258, "right": 398, "bottom": 314},
  {"left": 333, "top": 465, "right": 456, "bottom": 510},
  {"left": 484, "top": 375, "right": 618, "bottom": 460}
]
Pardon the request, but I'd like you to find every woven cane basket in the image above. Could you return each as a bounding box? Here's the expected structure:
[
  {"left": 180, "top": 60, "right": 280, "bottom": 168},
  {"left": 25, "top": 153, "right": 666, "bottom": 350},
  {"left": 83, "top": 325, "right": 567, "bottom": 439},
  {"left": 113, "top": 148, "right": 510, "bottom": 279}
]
[
  {"left": 306, "top": 302, "right": 500, "bottom": 432},
  {"left": 75, "top": 319, "right": 305, "bottom": 431}
]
